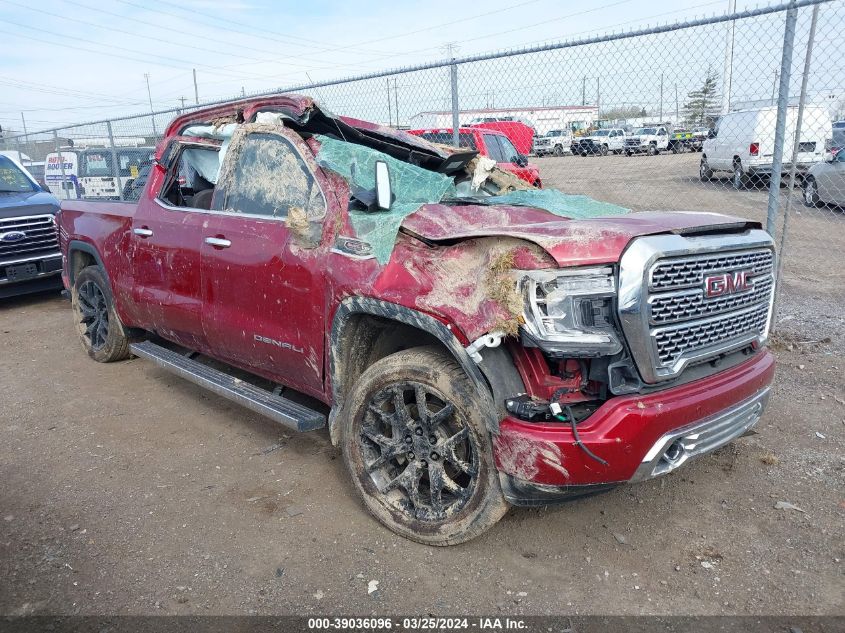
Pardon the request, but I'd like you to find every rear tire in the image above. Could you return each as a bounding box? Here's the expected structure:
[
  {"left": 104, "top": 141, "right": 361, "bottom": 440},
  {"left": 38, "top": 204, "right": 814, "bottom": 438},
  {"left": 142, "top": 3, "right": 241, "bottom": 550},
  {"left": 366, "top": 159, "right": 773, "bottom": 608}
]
[
  {"left": 732, "top": 160, "right": 750, "bottom": 190},
  {"left": 699, "top": 156, "right": 714, "bottom": 181},
  {"left": 340, "top": 347, "right": 508, "bottom": 546},
  {"left": 71, "top": 265, "right": 130, "bottom": 363}
]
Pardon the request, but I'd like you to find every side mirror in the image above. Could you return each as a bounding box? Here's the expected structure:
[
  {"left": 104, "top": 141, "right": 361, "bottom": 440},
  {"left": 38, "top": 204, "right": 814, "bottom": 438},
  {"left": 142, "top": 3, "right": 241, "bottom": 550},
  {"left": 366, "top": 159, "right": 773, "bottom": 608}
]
[
  {"left": 708, "top": 129, "right": 717, "bottom": 139},
  {"left": 515, "top": 153, "right": 528, "bottom": 167},
  {"left": 375, "top": 160, "right": 392, "bottom": 210}
]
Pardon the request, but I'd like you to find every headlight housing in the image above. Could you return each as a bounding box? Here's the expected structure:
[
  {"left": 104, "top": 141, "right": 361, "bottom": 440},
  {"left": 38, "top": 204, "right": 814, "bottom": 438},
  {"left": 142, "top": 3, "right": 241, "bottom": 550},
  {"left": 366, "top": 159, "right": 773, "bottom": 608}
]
[{"left": 519, "top": 266, "right": 623, "bottom": 357}]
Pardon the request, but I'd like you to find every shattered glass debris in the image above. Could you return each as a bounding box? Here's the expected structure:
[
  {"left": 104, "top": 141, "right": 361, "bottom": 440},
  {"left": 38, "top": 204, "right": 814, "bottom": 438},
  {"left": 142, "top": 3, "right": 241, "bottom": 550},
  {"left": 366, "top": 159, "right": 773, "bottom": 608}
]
[
  {"left": 487, "top": 189, "right": 629, "bottom": 218},
  {"left": 315, "top": 135, "right": 455, "bottom": 264}
]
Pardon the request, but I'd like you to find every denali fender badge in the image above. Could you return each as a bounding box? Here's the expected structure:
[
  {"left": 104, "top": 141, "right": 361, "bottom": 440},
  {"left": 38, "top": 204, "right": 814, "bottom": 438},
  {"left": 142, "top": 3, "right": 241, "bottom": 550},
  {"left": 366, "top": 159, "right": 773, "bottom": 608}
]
[
  {"left": 253, "top": 334, "right": 303, "bottom": 354},
  {"left": 704, "top": 270, "right": 753, "bottom": 298}
]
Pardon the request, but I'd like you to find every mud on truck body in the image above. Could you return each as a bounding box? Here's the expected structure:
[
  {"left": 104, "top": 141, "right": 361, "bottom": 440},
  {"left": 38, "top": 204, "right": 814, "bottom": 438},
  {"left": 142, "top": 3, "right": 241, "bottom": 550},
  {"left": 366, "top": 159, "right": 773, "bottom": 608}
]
[{"left": 57, "top": 95, "right": 776, "bottom": 545}]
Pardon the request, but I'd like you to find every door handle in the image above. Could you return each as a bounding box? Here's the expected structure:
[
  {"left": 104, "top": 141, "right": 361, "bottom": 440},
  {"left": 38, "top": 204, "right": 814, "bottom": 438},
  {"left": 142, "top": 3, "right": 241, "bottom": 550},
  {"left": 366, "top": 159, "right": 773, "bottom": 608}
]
[
  {"left": 204, "top": 236, "right": 232, "bottom": 248},
  {"left": 133, "top": 227, "right": 153, "bottom": 237}
]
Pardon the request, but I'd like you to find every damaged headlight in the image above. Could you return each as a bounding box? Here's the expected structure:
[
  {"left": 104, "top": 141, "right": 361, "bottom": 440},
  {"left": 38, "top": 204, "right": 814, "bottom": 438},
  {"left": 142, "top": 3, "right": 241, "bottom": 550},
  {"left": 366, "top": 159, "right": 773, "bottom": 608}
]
[{"left": 519, "top": 267, "right": 623, "bottom": 357}]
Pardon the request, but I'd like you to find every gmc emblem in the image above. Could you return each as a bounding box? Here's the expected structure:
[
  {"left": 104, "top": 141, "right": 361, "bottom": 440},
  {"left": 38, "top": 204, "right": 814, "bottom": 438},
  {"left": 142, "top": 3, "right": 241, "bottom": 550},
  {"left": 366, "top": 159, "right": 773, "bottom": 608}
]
[{"left": 704, "top": 270, "right": 753, "bottom": 298}]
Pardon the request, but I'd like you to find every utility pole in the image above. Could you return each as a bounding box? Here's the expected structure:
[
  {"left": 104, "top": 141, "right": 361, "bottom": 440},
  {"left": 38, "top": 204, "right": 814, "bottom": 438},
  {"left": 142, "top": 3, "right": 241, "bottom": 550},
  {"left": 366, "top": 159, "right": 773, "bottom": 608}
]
[
  {"left": 179, "top": 96, "right": 187, "bottom": 109},
  {"left": 193, "top": 68, "right": 199, "bottom": 105},
  {"left": 721, "top": 0, "right": 737, "bottom": 114},
  {"left": 675, "top": 83, "right": 679, "bottom": 122},
  {"left": 596, "top": 77, "right": 601, "bottom": 118},
  {"left": 659, "top": 73, "right": 664, "bottom": 121},
  {"left": 144, "top": 73, "right": 158, "bottom": 137},
  {"left": 582, "top": 77, "right": 586, "bottom": 106},
  {"left": 20, "top": 112, "right": 28, "bottom": 146},
  {"left": 771, "top": 69, "right": 779, "bottom": 105},
  {"left": 241, "top": 87, "right": 246, "bottom": 97},
  {"left": 386, "top": 78, "right": 393, "bottom": 127},
  {"left": 394, "top": 78, "right": 399, "bottom": 128}
]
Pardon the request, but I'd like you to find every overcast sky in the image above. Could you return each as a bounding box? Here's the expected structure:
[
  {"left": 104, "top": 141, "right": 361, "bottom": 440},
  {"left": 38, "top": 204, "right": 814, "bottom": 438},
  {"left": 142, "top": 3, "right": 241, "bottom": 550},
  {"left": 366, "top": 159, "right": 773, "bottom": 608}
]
[{"left": 0, "top": 0, "right": 836, "bottom": 134}]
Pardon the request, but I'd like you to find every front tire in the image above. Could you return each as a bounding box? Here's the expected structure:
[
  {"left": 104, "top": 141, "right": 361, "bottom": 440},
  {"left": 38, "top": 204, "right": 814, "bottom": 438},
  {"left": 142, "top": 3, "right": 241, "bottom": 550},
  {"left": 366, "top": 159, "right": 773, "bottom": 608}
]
[
  {"left": 71, "top": 265, "right": 130, "bottom": 362},
  {"left": 600, "top": 144, "right": 608, "bottom": 156},
  {"left": 340, "top": 347, "right": 508, "bottom": 546},
  {"left": 553, "top": 144, "right": 564, "bottom": 157},
  {"left": 648, "top": 144, "right": 658, "bottom": 156}
]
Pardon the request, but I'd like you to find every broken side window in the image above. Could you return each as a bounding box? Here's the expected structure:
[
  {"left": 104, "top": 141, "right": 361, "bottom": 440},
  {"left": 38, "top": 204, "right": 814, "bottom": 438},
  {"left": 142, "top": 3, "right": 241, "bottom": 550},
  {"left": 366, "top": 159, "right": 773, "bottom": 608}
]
[{"left": 215, "top": 132, "right": 325, "bottom": 220}]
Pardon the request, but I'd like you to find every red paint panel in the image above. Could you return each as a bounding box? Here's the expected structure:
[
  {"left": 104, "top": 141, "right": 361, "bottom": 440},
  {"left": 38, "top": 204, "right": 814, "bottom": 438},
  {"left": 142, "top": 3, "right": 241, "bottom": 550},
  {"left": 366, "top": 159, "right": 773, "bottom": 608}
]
[{"left": 493, "top": 350, "right": 775, "bottom": 486}]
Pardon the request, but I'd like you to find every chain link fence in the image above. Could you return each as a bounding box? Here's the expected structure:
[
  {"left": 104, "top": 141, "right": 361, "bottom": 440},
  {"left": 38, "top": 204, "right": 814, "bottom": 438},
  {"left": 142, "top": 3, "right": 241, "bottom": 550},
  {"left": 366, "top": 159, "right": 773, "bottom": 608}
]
[{"left": 1, "top": 0, "right": 842, "bottom": 338}]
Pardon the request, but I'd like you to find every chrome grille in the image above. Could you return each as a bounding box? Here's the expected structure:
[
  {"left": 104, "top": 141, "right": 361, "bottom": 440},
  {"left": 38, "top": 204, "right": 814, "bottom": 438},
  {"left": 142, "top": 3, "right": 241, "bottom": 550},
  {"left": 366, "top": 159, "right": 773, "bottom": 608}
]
[
  {"left": 648, "top": 247, "right": 774, "bottom": 372},
  {"left": 617, "top": 231, "right": 776, "bottom": 384},
  {"left": 653, "top": 303, "right": 770, "bottom": 365},
  {"left": 650, "top": 249, "right": 773, "bottom": 291},
  {"left": 650, "top": 276, "right": 773, "bottom": 324},
  {"left": 0, "top": 215, "right": 59, "bottom": 264}
]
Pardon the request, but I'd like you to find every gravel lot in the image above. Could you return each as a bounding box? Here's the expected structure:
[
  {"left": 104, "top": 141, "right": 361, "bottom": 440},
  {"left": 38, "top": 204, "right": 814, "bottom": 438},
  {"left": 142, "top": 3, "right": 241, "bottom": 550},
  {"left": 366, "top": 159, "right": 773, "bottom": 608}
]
[{"left": 1, "top": 151, "right": 843, "bottom": 616}]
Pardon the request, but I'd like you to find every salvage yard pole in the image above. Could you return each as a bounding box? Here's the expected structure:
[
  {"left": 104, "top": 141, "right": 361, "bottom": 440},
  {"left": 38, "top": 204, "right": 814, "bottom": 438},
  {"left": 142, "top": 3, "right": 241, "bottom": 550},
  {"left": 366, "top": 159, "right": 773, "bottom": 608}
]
[
  {"left": 450, "top": 61, "right": 460, "bottom": 147},
  {"left": 53, "top": 130, "right": 66, "bottom": 200},
  {"left": 765, "top": 1, "right": 798, "bottom": 236},
  {"left": 774, "top": 2, "right": 819, "bottom": 322},
  {"left": 106, "top": 121, "right": 124, "bottom": 202},
  {"left": 386, "top": 78, "right": 393, "bottom": 127}
]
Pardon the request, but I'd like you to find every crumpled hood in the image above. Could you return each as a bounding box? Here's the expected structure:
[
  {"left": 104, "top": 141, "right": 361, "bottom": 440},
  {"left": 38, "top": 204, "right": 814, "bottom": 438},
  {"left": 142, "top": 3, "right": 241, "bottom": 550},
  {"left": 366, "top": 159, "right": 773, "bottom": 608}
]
[
  {"left": 0, "top": 190, "right": 59, "bottom": 220},
  {"left": 401, "top": 204, "right": 757, "bottom": 267}
]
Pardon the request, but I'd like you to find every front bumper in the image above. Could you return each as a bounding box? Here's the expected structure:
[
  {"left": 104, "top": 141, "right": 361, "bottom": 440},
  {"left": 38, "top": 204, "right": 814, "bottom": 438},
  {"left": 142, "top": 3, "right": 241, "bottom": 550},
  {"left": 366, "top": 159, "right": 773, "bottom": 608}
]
[
  {"left": 493, "top": 350, "right": 774, "bottom": 505},
  {"left": 0, "top": 255, "right": 63, "bottom": 298}
]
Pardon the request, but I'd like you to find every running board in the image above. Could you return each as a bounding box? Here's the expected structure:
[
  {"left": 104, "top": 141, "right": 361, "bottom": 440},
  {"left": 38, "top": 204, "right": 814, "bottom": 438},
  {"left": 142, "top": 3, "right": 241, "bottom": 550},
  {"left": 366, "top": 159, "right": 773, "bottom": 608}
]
[{"left": 129, "top": 341, "right": 326, "bottom": 432}]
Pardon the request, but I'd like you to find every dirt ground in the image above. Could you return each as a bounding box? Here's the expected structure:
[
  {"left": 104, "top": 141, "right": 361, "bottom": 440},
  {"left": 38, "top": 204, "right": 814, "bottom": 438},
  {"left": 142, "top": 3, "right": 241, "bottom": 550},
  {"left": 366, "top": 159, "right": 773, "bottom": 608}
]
[{"left": 1, "top": 151, "right": 843, "bottom": 616}]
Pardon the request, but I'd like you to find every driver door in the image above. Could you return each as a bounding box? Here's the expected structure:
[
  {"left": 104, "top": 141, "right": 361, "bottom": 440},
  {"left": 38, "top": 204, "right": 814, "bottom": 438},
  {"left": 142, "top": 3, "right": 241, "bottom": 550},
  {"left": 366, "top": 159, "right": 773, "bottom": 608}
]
[{"left": 201, "top": 127, "right": 329, "bottom": 396}]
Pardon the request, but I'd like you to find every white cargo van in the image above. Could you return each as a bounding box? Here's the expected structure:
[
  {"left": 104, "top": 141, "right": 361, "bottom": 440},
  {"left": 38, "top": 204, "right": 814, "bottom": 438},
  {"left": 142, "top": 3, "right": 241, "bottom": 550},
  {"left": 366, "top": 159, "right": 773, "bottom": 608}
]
[
  {"left": 45, "top": 150, "right": 81, "bottom": 200},
  {"left": 700, "top": 105, "right": 832, "bottom": 188},
  {"left": 78, "top": 147, "right": 155, "bottom": 200}
]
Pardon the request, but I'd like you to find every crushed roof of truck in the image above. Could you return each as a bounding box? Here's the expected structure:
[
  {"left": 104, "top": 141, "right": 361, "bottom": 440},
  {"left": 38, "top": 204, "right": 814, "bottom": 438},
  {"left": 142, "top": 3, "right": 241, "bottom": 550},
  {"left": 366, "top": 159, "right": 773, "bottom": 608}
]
[{"left": 166, "top": 94, "right": 632, "bottom": 264}]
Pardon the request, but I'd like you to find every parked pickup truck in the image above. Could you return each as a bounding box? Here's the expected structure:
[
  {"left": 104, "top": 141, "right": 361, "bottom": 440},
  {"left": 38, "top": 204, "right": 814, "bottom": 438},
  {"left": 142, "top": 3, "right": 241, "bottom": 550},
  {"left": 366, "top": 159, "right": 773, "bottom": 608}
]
[
  {"left": 1, "top": 154, "right": 63, "bottom": 298},
  {"left": 573, "top": 128, "right": 627, "bottom": 155},
  {"left": 58, "top": 95, "right": 776, "bottom": 545},
  {"left": 408, "top": 127, "right": 541, "bottom": 187},
  {"left": 624, "top": 125, "right": 671, "bottom": 155}
]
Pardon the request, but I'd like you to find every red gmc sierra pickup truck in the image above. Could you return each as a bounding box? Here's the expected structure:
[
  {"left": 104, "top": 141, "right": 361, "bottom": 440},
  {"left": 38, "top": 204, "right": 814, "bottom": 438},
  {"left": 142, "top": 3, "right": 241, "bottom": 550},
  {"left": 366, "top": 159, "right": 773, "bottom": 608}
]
[{"left": 57, "top": 95, "right": 776, "bottom": 545}]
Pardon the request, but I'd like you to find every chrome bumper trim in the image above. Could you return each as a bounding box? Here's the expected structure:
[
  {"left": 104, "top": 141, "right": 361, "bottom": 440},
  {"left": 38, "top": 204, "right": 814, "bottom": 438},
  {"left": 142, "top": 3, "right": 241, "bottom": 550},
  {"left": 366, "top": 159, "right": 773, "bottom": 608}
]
[{"left": 629, "top": 386, "right": 770, "bottom": 482}]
